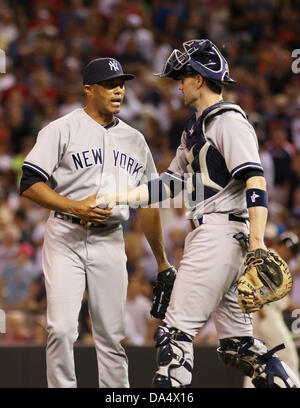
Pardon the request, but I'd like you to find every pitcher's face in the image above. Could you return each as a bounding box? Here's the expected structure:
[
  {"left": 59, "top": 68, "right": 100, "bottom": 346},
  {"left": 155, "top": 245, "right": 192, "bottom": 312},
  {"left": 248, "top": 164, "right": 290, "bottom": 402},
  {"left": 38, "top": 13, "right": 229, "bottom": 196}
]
[{"left": 93, "top": 79, "right": 125, "bottom": 115}]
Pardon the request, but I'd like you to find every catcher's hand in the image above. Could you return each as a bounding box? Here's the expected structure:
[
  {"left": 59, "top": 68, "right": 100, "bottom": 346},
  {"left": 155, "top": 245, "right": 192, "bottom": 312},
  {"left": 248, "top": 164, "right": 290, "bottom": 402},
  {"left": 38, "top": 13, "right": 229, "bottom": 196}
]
[
  {"left": 96, "top": 193, "right": 116, "bottom": 209},
  {"left": 150, "top": 266, "right": 177, "bottom": 319},
  {"left": 237, "top": 248, "right": 293, "bottom": 313}
]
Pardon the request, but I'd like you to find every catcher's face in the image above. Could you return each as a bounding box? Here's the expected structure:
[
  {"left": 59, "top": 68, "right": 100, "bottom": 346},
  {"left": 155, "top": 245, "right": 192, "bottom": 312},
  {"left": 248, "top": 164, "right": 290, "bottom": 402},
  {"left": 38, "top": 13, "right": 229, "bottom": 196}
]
[
  {"left": 178, "top": 75, "right": 202, "bottom": 108},
  {"left": 85, "top": 78, "right": 125, "bottom": 117}
]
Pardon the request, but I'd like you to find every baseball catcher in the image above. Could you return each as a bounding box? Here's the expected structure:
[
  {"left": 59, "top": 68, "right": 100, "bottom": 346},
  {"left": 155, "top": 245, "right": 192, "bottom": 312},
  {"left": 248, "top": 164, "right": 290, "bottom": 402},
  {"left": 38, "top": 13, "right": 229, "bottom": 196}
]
[
  {"left": 237, "top": 248, "right": 293, "bottom": 313},
  {"left": 95, "top": 39, "right": 300, "bottom": 388}
]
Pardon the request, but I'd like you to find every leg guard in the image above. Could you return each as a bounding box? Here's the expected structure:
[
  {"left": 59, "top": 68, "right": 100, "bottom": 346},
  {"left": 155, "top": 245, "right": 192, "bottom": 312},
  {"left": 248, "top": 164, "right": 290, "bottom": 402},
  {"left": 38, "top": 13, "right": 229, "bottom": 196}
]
[
  {"left": 217, "top": 336, "right": 300, "bottom": 388},
  {"left": 152, "top": 322, "right": 193, "bottom": 388}
]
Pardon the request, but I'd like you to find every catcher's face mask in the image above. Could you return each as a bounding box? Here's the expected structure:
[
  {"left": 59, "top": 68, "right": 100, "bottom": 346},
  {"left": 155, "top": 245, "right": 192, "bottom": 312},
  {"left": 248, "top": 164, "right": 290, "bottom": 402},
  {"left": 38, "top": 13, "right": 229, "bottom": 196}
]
[
  {"left": 155, "top": 48, "right": 190, "bottom": 79},
  {"left": 155, "top": 39, "right": 236, "bottom": 84}
]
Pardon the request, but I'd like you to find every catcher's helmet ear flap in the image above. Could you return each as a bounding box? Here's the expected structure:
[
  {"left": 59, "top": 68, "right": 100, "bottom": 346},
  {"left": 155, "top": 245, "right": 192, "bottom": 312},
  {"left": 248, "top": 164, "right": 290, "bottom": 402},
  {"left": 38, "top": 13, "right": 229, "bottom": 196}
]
[
  {"left": 155, "top": 39, "right": 236, "bottom": 85},
  {"left": 278, "top": 232, "right": 300, "bottom": 256}
]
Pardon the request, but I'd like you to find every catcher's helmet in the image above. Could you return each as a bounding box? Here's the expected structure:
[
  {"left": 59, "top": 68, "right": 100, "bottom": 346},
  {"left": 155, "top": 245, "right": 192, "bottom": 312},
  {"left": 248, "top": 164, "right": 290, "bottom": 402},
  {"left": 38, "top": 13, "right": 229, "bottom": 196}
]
[
  {"left": 278, "top": 231, "right": 300, "bottom": 255},
  {"left": 155, "top": 39, "right": 235, "bottom": 85}
]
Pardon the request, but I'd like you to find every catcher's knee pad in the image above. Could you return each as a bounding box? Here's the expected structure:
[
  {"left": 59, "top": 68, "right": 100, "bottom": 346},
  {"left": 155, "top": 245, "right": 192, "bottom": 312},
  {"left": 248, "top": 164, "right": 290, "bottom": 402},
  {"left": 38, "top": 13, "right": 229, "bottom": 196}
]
[
  {"left": 217, "top": 337, "right": 300, "bottom": 388},
  {"left": 152, "top": 322, "right": 193, "bottom": 388}
]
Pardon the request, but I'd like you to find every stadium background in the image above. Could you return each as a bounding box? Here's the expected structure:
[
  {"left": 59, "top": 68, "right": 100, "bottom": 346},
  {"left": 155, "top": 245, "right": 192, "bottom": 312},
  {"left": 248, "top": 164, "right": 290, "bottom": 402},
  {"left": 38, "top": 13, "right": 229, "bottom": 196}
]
[{"left": 0, "top": 0, "right": 299, "bottom": 387}]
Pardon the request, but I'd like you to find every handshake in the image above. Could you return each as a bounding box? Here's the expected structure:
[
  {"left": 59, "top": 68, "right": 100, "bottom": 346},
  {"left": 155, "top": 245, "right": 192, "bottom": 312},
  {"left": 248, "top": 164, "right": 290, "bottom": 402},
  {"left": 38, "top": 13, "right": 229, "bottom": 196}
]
[
  {"left": 96, "top": 192, "right": 117, "bottom": 209},
  {"left": 96, "top": 184, "right": 150, "bottom": 209}
]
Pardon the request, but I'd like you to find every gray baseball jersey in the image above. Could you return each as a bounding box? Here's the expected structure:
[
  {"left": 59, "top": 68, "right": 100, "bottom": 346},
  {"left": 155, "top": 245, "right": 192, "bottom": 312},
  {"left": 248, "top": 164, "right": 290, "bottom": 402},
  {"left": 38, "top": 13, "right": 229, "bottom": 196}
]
[
  {"left": 23, "top": 108, "right": 157, "bottom": 388},
  {"left": 23, "top": 108, "right": 157, "bottom": 223},
  {"left": 165, "top": 102, "right": 263, "bottom": 219}
]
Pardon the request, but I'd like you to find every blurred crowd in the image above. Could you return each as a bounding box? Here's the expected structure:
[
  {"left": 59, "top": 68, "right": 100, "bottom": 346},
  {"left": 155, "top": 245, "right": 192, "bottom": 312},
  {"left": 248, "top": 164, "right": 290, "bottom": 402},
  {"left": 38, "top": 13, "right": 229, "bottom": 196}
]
[{"left": 0, "top": 0, "right": 299, "bottom": 347}]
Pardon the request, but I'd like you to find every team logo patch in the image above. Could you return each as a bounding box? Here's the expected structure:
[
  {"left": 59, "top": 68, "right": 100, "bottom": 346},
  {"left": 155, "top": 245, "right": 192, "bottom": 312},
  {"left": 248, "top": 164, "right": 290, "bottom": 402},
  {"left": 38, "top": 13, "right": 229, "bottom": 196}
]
[
  {"left": 109, "top": 60, "right": 119, "bottom": 72},
  {"left": 251, "top": 191, "right": 260, "bottom": 203}
]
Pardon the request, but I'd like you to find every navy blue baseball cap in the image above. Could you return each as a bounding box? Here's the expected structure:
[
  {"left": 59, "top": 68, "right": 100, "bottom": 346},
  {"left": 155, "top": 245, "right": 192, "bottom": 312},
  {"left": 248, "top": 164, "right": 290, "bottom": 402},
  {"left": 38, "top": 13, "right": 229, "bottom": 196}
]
[{"left": 83, "top": 57, "right": 135, "bottom": 85}]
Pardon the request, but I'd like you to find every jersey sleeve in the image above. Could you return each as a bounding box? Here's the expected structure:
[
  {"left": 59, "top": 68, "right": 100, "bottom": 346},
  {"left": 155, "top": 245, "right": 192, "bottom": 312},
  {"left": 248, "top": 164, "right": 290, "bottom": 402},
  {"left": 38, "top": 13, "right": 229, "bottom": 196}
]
[
  {"left": 19, "top": 166, "right": 47, "bottom": 195},
  {"left": 213, "top": 112, "right": 264, "bottom": 179},
  {"left": 22, "top": 123, "right": 66, "bottom": 182}
]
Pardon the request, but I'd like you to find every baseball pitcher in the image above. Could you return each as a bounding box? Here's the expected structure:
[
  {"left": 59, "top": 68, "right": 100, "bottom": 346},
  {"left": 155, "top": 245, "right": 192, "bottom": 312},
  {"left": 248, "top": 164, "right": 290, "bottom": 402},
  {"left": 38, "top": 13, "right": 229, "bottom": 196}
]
[{"left": 20, "top": 57, "right": 173, "bottom": 388}]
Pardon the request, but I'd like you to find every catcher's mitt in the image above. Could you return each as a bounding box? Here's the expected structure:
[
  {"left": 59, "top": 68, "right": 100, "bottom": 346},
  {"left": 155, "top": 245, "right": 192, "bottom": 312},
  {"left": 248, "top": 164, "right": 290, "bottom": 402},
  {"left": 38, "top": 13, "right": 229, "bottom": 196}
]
[
  {"left": 150, "top": 266, "right": 177, "bottom": 319},
  {"left": 237, "top": 248, "right": 293, "bottom": 313}
]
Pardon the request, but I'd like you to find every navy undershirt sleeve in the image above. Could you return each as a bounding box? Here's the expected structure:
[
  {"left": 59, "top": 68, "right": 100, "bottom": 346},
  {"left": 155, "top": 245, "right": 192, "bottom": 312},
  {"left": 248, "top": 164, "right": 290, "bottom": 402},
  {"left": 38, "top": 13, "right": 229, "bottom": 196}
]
[{"left": 20, "top": 166, "right": 47, "bottom": 195}]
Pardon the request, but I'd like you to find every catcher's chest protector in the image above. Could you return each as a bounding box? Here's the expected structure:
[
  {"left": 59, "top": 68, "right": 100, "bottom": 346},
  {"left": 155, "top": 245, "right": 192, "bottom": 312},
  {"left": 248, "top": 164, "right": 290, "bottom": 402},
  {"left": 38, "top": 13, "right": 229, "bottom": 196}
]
[{"left": 184, "top": 101, "right": 248, "bottom": 201}]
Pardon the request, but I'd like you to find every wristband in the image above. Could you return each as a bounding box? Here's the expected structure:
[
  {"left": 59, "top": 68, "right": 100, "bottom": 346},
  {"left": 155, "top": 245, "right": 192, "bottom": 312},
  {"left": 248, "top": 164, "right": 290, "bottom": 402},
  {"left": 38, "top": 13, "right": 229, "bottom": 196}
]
[
  {"left": 147, "top": 178, "right": 170, "bottom": 204},
  {"left": 246, "top": 188, "right": 268, "bottom": 208}
]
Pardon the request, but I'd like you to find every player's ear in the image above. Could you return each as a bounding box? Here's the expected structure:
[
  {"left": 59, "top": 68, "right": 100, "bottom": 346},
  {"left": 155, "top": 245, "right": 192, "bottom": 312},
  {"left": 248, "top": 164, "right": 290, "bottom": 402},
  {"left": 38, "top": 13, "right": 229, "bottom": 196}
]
[
  {"left": 195, "top": 75, "right": 204, "bottom": 89},
  {"left": 83, "top": 84, "right": 93, "bottom": 97}
]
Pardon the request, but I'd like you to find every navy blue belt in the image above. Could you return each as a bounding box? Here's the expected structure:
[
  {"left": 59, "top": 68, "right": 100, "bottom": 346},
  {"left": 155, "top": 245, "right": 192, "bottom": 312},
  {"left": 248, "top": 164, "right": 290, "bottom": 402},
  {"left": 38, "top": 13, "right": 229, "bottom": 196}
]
[
  {"left": 54, "top": 212, "right": 119, "bottom": 230},
  {"left": 200, "top": 214, "right": 247, "bottom": 224},
  {"left": 192, "top": 213, "right": 248, "bottom": 229}
]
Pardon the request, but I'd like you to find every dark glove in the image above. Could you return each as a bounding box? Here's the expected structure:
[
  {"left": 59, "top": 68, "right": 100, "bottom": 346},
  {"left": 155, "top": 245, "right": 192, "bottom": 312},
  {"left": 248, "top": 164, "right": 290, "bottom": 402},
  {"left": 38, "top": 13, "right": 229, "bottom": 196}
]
[{"left": 150, "top": 266, "right": 177, "bottom": 319}]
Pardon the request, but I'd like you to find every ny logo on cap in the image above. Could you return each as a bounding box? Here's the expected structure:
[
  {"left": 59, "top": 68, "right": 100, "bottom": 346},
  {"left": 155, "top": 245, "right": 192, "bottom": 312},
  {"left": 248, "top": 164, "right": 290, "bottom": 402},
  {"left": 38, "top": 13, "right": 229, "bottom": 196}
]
[{"left": 109, "top": 60, "right": 120, "bottom": 72}]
